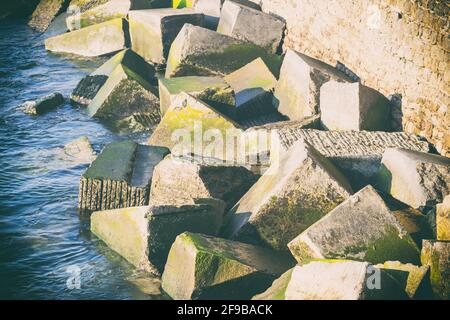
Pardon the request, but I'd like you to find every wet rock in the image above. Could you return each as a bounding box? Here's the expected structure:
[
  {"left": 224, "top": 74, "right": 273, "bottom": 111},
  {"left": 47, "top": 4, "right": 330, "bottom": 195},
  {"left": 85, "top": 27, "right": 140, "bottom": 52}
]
[
  {"left": 86, "top": 49, "right": 161, "bottom": 132},
  {"left": 376, "top": 148, "right": 450, "bottom": 209},
  {"left": 129, "top": 8, "right": 204, "bottom": 66},
  {"left": 45, "top": 18, "right": 128, "bottom": 57},
  {"left": 320, "top": 81, "right": 392, "bottom": 131},
  {"left": 91, "top": 202, "right": 223, "bottom": 274},
  {"left": 223, "top": 140, "right": 353, "bottom": 251},
  {"left": 437, "top": 195, "right": 450, "bottom": 240},
  {"left": 391, "top": 206, "right": 433, "bottom": 246},
  {"left": 21, "top": 92, "right": 65, "bottom": 115},
  {"left": 63, "top": 136, "right": 96, "bottom": 162},
  {"left": 28, "top": 0, "right": 69, "bottom": 32},
  {"left": 78, "top": 140, "right": 169, "bottom": 214},
  {"left": 150, "top": 155, "right": 258, "bottom": 210},
  {"left": 273, "top": 50, "right": 351, "bottom": 121},
  {"left": 288, "top": 185, "right": 421, "bottom": 265},
  {"left": 161, "top": 232, "right": 294, "bottom": 300},
  {"left": 253, "top": 260, "right": 408, "bottom": 300},
  {"left": 421, "top": 240, "right": 450, "bottom": 299},
  {"left": 223, "top": 58, "right": 277, "bottom": 120},
  {"left": 217, "top": 1, "right": 284, "bottom": 54},
  {"left": 165, "top": 24, "right": 282, "bottom": 78}
]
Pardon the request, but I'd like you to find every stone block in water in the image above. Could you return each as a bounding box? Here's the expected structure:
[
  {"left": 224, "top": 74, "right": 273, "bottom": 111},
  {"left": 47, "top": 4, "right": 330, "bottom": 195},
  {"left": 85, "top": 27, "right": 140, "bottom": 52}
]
[
  {"left": 21, "top": 92, "right": 65, "bottom": 115},
  {"left": 29, "top": 0, "right": 69, "bottom": 32}
]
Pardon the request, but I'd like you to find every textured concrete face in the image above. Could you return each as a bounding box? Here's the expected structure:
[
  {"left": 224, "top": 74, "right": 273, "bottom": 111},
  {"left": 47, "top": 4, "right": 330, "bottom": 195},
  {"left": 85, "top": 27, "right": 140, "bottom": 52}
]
[
  {"left": 421, "top": 240, "right": 450, "bottom": 299},
  {"left": 273, "top": 50, "right": 351, "bottom": 121},
  {"left": 320, "top": 81, "right": 391, "bottom": 131},
  {"left": 45, "top": 18, "right": 128, "bottom": 57},
  {"left": 129, "top": 8, "right": 204, "bottom": 65},
  {"left": 217, "top": 1, "right": 285, "bottom": 53},
  {"left": 21, "top": 92, "right": 65, "bottom": 115},
  {"left": 437, "top": 195, "right": 450, "bottom": 241},
  {"left": 288, "top": 186, "right": 421, "bottom": 265},
  {"left": 161, "top": 232, "right": 294, "bottom": 300},
  {"left": 78, "top": 141, "right": 170, "bottom": 214},
  {"left": 29, "top": 0, "right": 68, "bottom": 32},
  {"left": 376, "top": 148, "right": 450, "bottom": 209},
  {"left": 224, "top": 140, "right": 353, "bottom": 251},
  {"left": 165, "top": 24, "right": 282, "bottom": 78}
]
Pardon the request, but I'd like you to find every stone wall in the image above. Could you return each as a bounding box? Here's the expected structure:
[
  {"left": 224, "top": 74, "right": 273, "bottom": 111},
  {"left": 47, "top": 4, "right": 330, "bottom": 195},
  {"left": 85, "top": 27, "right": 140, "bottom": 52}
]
[{"left": 254, "top": 0, "right": 449, "bottom": 156}]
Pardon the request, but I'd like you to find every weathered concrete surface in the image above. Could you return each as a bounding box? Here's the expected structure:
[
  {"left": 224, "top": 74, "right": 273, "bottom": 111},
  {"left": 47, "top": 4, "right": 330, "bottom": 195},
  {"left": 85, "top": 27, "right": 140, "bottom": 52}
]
[
  {"left": 223, "top": 140, "right": 353, "bottom": 251},
  {"left": 217, "top": 1, "right": 284, "bottom": 54},
  {"left": 391, "top": 206, "right": 433, "bottom": 246},
  {"left": 165, "top": 24, "right": 282, "bottom": 78},
  {"left": 437, "top": 195, "right": 450, "bottom": 241},
  {"left": 21, "top": 92, "right": 65, "bottom": 115},
  {"left": 158, "top": 76, "right": 232, "bottom": 116},
  {"left": 320, "top": 81, "right": 392, "bottom": 131},
  {"left": 129, "top": 8, "right": 204, "bottom": 65},
  {"left": 254, "top": 260, "right": 408, "bottom": 300},
  {"left": 150, "top": 156, "right": 258, "bottom": 210},
  {"left": 273, "top": 50, "right": 351, "bottom": 121},
  {"left": 161, "top": 232, "right": 294, "bottom": 299},
  {"left": 376, "top": 148, "right": 450, "bottom": 209},
  {"left": 91, "top": 202, "right": 223, "bottom": 274},
  {"left": 78, "top": 140, "right": 169, "bottom": 214},
  {"left": 64, "top": 136, "right": 96, "bottom": 162},
  {"left": 288, "top": 186, "right": 421, "bottom": 265},
  {"left": 45, "top": 18, "right": 128, "bottom": 57},
  {"left": 223, "top": 58, "right": 277, "bottom": 120},
  {"left": 375, "top": 261, "right": 431, "bottom": 299},
  {"left": 86, "top": 50, "right": 161, "bottom": 132},
  {"left": 148, "top": 92, "right": 242, "bottom": 154},
  {"left": 421, "top": 240, "right": 450, "bottom": 299},
  {"left": 29, "top": 0, "right": 69, "bottom": 32}
]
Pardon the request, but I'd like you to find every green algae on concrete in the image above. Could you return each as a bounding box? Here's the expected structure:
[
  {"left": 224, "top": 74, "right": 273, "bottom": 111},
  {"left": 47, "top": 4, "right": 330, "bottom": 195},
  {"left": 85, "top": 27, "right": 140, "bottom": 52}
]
[
  {"left": 288, "top": 185, "right": 421, "bottom": 266},
  {"left": 45, "top": 18, "right": 128, "bottom": 57},
  {"left": 161, "top": 232, "right": 295, "bottom": 299},
  {"left": 421, "top": 240, "right": 450, "bottom": 299},
  {"left": 437, "top": 195, "right": 450, "bottom": 241},
  {"left": 252, "top": 268, "right": 293, "bottom": 300}
]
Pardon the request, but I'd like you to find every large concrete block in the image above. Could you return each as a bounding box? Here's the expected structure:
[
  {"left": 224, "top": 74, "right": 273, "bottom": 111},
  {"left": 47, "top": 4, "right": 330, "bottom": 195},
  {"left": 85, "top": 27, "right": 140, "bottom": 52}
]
[
  {"left": 273, "top": 50, "right": 351, "bottom": 121},
  {"left": 29, "top": 0, "right": 68, "bottom": 32},
  {"left": 161, "top": 232, "right": 294, "bottom": 299},
  {"left": 288, "top": 186, "right": 421, "bottom": 265},
  {"left": 437, "top": 195, "right": 450, "bottom": 240},
  {"left": 91, "top": 202, "right": 223, "bottom": 274},
  {"left": 321, "top": 81, "right": 392, "bottom": 131},
  {"left": 253, "top": 261, "right": 408, "bottom": 300},
  {"left": 150, "top": 156, "right": 258, "bottom": 210},
  {"left": 45, "top": 18, "right": 128, "bottom": 57},
  {"left": 421, "top": 240, "right": 450, "bottom": 299},
  {"left": 165, "top": 24, "right": 282, "bottom": 78},
  {"left": 223, "top": 58, "right": 277, "bottom": 120},
  {"left": 376, "top": 148, "right": 450, "bottom": 209},
  {"left": 21, "top": 92, "right": 65, "bottom": 115},
  {"left": 217, "top": 0, "right": 284, "bottom": 54},
  {"left": 223, "top": 140, "right": 353, "bottom": 251},
  {"left": 129, "top": 8, "right": 204, "bottom": 65},
  {"left": 78, "top": 140, "right": 169, "bottom": 214}
]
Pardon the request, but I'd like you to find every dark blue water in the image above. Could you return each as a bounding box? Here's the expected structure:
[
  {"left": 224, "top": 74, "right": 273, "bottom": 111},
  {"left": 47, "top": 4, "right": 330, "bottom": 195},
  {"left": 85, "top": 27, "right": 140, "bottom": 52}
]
[{"left": 0, "top": 19, "right": 162, "bottom": 299}]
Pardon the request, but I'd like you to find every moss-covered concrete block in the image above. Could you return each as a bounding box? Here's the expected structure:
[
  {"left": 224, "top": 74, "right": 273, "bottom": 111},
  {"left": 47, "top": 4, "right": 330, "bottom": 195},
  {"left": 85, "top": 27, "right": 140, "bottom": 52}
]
[
  {"left": 29, "top": 0, "right": 69, "bottom": 32},
  {"left": 437, "top": 195, "right": 450, "bottom": 241},
  {"left": 165, "top": 24, "right": 282, "bottom": 78},
  {"left": 223, "top": 140, "right": 353, "bottom": 251},
  {"left": 273, "top": 50, "right": 351, "bottom": 121},
  {"left": 217, "top": 0, "right": 284, "bottom": 54},
  {"left": 45, "top": 18, "right": 128, "bottom": 57},
  {"left": 253, "top": 260, "right": 408, "bottom": 300},
  {"left": 320, "top": 81, "right": 392, "bottom": 131},
  {"left": 129, "top": 8, "right": 204, "bottom": 65},
  {"left": 161, "top": 232, "right": 294, "bottom": 299},
  {"left": 91, "top": 202, "right": 223, "bottom": 274},
  {"left": 78, "top": 140, "right": 169, "bottom": 214},
  {"left": 376, "top": 148, "right": 450, "bottom": 209},
  {"left": 288, "top": 185, "right": 421, "bottom": 265},
  {"left": 172, "top": 0, "right": 194, "bottom": 8},
  {"left": 21, "top": 92, "right": 65, "bottom": 115},
  {"left": 421, "top": 240, "right": 450, "bottom": 299}
]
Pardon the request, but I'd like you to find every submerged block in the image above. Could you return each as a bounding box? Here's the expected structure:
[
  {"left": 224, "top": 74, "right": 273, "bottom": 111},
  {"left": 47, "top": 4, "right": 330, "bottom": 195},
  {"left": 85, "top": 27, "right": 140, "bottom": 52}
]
[
  {"left": 320, "top": 81, "right": 391, "bottom": 131},
  {"left": 421, "top": 240, "right": 450, "bottom": 299},
  {"left": 129, "top": 8, "right": 204, "bottom": 65},
  {"left": 437, "top": 195, "right": 450, "bottom": 241},
  {"left": 165, "top": 24, "right": 282, "bottom": 78},
  {"left": 376, "top": 148, "right": 450, "bottom": 209},
  {"left": 288, "top": 185, "right": 421, "bottom": 265},
  {"left": 91, "top": 202, "right": 223, "bottom": 274},
  {"left": 217, "top": 0, "right": 284, "bottom": 54},
  {"left": 78, "top": 140, "right": 169, "bottom": 214},
  {"left": 21, "top": 92, "right": 65, "bottom": 115},
  {"left": 161, "top": 232, "right": 294, "bottom": 299},
  {"left": 45, "top": 18, "right": 128, "bottom": 57},
  {"left": 273, "top": 50, "right": 351, "bottom": 121},
  {"left": 29, "top": 0, "right": 68, "bottom": 32},
  {"left": 223, "top": 140, "right": 353, "bottom": 251}
]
